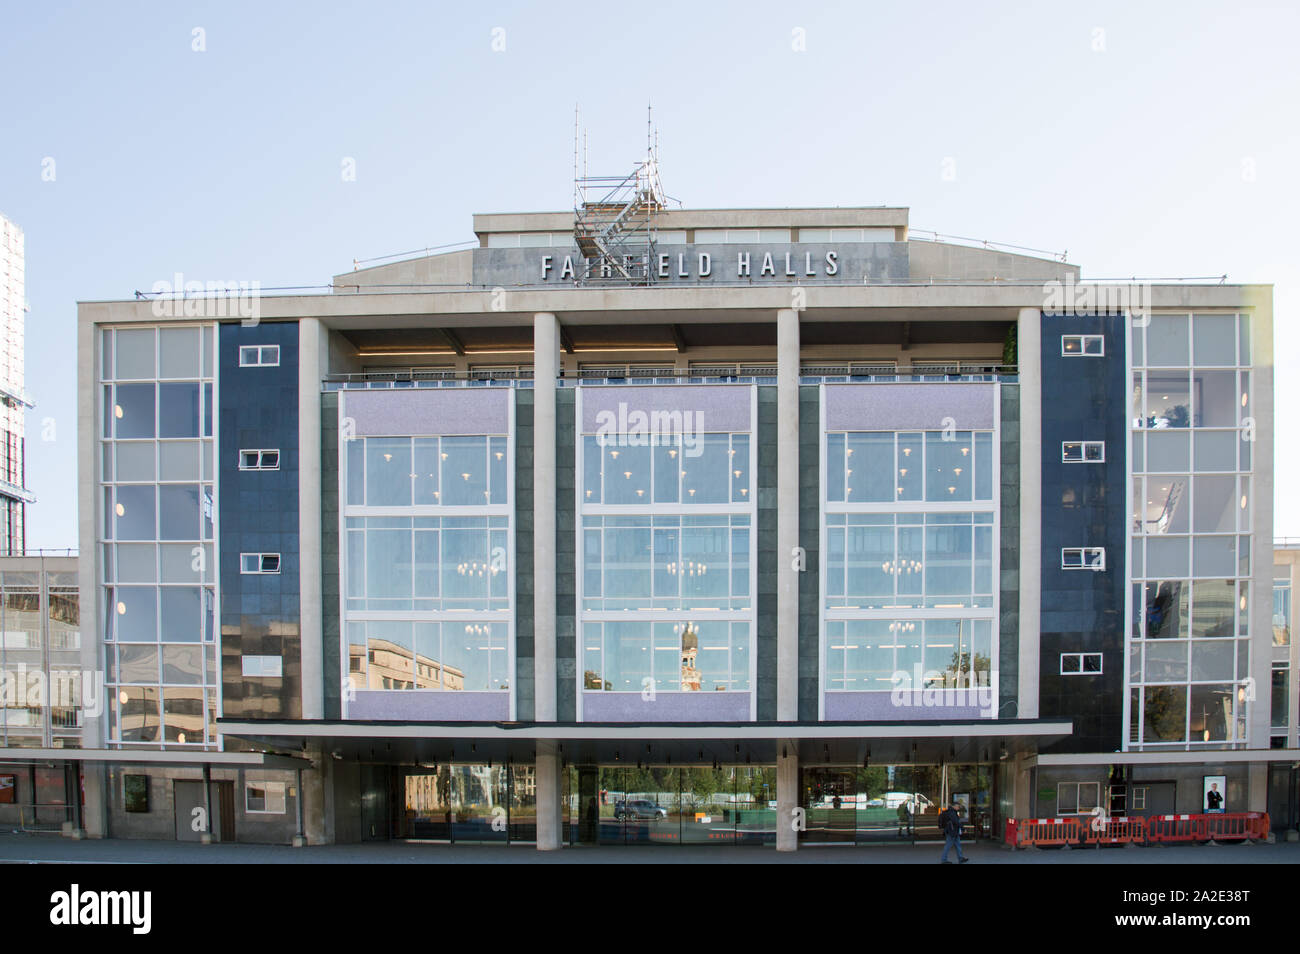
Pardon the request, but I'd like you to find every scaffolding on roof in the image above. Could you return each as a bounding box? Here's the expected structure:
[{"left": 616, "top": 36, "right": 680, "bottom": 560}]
[{"left": 572, "top": 106, "right": 671, "bottom": 285}]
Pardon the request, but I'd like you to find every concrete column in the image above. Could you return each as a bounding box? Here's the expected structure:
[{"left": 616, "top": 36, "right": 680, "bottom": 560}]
[
  {"left": 81, "top": 764, "right": 108, "bottom": 839},
  {"left": 1247, "top": 762, "right": 1268, "bottom": 813},
  {"left": 76, "top": 313, "right": 108, "bottom": 838},
  {"left": 535, "top": 740, "right": 562, "bottom": 850},
  {"left": 299, "top": 318, "right": 324, "bottom": 719},
  {"left": 776, "top": 738, "right": 799, "bottom": 851},
  {"left": 776, "top": 309, "right": 800, "bottom": 722},
  {"left": 533, "top": 313, "right": 560, "bottom": 723},
  {"left": 1012, "top": 756, "right": 1033, "bottom": 818},
  {"left": 1246, "top": 290, "right": 1274, "bottom": 750},
  {"left": 1016, "top": 308, "right": 1041, "bottom": 720},
  {"left": 301, "top": 745, "right": 331, "bottom": 845}
]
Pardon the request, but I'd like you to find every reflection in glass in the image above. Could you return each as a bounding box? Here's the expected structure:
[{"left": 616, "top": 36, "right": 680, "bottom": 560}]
[
  {"left": 1144, "top": 580, "right": 1188, "bottom": 639},
  {"left": 1143, "top": 685, "right": 1186, "bottom": 742}
]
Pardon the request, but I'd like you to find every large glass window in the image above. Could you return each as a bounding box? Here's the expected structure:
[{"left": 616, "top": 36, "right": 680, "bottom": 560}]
[
  {"left": 351, "top": 436, "right": 508, "bottom": 508},
  {"left": 824, "top": 513, "right": 994, "bottom": 609},
  {"left": 578, "top": 397, "right": 755, "bottom": 706},
  {"left": 581, "top": 515, "right": 750, "bottom": 611},
  {"left": 340, "top": 424, "right": 512, "bottom": 703},
  {"left": 826, "top": 430, "right": 993, "bottom": 504},
  {"left": 1129, "top": 313, "right": 1254, "bottom": 747},
  {"left": 99, "top": 325, "right": 218, "bottom": 749},
  {"left": 823, "top": 423, "right": 998, "bottom": 704}
]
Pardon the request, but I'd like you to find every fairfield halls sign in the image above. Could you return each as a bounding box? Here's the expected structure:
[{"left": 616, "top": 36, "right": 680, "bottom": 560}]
[{"left": 540, "top": 249, "right": 842, "bottom": 281}]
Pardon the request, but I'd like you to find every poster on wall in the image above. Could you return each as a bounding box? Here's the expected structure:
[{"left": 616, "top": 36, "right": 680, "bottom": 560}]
[
  {"left": 1202, "top": 775, "right": 1226, "bottom": 813},
  {"left": 0, "top": 774, "right": 14, "bottom": 804}
]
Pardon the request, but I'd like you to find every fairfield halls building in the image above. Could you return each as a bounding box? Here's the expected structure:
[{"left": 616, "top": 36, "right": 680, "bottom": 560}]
[{"left": 66, "top": 168, "right": 1296, "bottom": 849}]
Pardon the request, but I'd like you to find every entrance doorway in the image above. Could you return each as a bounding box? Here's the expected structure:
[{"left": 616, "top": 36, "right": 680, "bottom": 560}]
[
  {"left": 799, "top": 764, "right": 992, "bottom": 844},
  {"left": 567, "top": 765, "right": 778, "bottom": 846},
  {"left": 173, "top": 780, "right": 234, "bottom": 842}
]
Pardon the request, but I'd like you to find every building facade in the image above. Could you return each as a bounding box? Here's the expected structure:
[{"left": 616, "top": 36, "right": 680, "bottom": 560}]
[
  {"left": 0, "top": 214, "right": 34, "bottom": 554},
  {"left": 50, "top": 203, "right": 1298, "bottom": 847}
]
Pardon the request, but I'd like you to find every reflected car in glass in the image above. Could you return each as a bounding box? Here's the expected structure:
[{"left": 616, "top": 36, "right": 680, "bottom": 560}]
[{"left": 614, "top": 799, "right": 668, "bottom": 820}]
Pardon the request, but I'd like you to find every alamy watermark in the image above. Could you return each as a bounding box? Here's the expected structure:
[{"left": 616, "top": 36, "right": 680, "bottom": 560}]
[
  {"left": 890, "top": 665, "right": 995, "bottom": 718},
  {"left": 593, "top": 401, "right": 704, "bottom": 458},
  {"left": 149, "top": 272, "right": 261, "bottom": 324},
  {"left": 1043, "top": 276, "right": 1152, "bottom": 324},
  {"left": 0, "top": 665, "right": 105, "bottom": 717}
]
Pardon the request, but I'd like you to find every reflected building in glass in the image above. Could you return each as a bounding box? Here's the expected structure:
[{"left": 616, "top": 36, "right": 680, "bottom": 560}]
[{"left": 56, "top": 201, "right": 1292, "bottom": 848}]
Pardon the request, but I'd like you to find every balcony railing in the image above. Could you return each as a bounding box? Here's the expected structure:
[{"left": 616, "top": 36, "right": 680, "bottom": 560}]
[{"left": 323, "top": 366, "right": 1019, "bottom": 391}]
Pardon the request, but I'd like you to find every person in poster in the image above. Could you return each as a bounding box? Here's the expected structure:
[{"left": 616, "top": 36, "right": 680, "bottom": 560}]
[{"left": 1203, "top": 776, "right": 1226, "bottom": 813}]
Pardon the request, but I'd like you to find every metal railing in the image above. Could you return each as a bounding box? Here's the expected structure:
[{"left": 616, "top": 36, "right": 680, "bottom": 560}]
[{"left": 323, "top": 366, "right": 1020, "bottom": 391}]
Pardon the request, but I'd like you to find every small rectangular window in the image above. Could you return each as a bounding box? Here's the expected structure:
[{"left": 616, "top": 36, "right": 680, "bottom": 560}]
[
  {"left": 245, "top": 781, "right": 287, "bottom": 814},
  {"left": 1062, "top": 441, "right": 1105, "bottom": 462},
  {"left": 239, "top": 449, "right": 280, "bottom": 471},
  {"left": 239, "top": 345, "right": 280, "bottom": 367},
  {"left": 1061, "top": 334, "right": 1104, "bottom": 356},
  {"left": 1060, "top": 652, "right": 1103, "bottom": 675},
  {"left": 241, "top": 655, "right": 284, "bottom": 677},
  {"left": 1062, "top": 547, "right": 1106, "bottom": 570},
  {"left": 240, "top": 552, "right": 281, "bottom": 574},
  {"left": 1057, "top": 781, "right": 1101, "bottom": 815},
  {"left": 123, "top": 775, "right": 149, "bottom": 813}
]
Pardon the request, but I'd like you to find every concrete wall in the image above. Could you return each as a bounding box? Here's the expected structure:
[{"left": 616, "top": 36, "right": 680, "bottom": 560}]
[
  {"left": 798, "top": 386, "right": 820, "bottom": 721},
  {"left": 999, "top": 382, "right": 1021, "bottom": 715},
  {"left": 104, "top": 766, "right": 299, "bottom": 844},
  {"left": 321, "top": 393, "right": 341, "bottom": 719},
  {"left": 756, "top": 389, "right": 777, "bottom": 720},
  {"left": 555, "top": 389, "right": 576, "bottom": 721},
  {"left": 332, "top": 249, "right": 473, "bottom": 290},
  {"left": 514, "top": 390, "right": 534, "bottom": 721},
  {"left": 908, "top": 242, "right": 1079, "bottom": 283}
]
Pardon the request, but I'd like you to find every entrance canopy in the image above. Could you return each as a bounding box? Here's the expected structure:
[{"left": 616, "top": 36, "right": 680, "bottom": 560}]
[{"left": 217, "top": 718, "right": 1072, "bottom": 766}]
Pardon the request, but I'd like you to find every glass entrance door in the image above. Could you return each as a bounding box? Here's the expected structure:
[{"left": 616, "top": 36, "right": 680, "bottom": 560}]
[{"left": 800, "top": 767, "right": 857, "bottom": 843}]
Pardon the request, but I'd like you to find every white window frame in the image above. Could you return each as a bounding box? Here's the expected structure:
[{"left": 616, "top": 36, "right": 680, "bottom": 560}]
[
  {"left": 1061, "top": 334, "right": 1104, "bottom": 357},
  {"left": 245, "top": 781, "right": 286, "bottom": 814},
  {"left": 1062, "top": 440, "right": 1106, "bottom": 463},
  {"left": 240, "top": 552, "right": 281, "bottom": 574},
  {"left": 1060, "top": 652, "right": 1104, "bottom": 675},
  {"left": 241, "top": 655, "right": 283, "bottom": 677},
  {"left": 1061, "top": 547, "right": 1106, "bottom": 571},
  {"left": 238, "top": 448, "right": 280, "bottom": 471},
  {"left": 238, "top": 345, "right": 280, "bottom": 367},
  {"left": 1057, "top": 781, "right": 1101, "bottom": 815}
]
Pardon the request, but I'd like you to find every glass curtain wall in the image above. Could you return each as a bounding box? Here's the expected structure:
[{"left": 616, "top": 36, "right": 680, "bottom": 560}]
[
  {"left": 565, "top": 764, "right": 778, "bottom": 846},
  {"left": 578, "top": 396, "right": 756, "bottom": 709},
  {"left": 823, "top": 425, "right": 999, "bottom": 709},
  {"left": 99, "top": 326, "right": 219, "bottom": 749},
  {"left": 799, "top": 763, "right": 992, "bottom": 845},
  {"left": 1128, "top": 314, "right": 1253, "bottom": 747},
  {"left": 342, "top": 431, "right": 512, "bottom": 701}
]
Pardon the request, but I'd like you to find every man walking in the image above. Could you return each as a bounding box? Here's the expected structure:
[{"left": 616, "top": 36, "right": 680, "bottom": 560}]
[{"left": 939, "top": 799, "right": 969, "bottom": 864}]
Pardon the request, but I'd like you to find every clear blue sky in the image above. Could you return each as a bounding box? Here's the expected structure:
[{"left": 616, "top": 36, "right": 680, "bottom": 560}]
[{"left": 2, "top": 0, "right": 1296, "bottom": 549}]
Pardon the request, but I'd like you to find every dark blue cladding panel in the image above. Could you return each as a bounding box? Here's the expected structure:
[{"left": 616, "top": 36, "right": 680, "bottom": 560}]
[
  {"left": 1039, "top": 313, "right": 1126, "bottom": 753},
  {"left": 218, "top": 322, "right": 301, "bottom": 720}
]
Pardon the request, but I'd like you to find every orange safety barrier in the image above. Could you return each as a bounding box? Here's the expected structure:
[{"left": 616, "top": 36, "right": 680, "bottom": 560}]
[
  {"left": 1007, "top": 816, "right": 1083, "bottom": 848},
  {"left": 1146, "top": 814, "right": 1205, "bottom": 844},
  {"left": 1080, "top": 815, "right": 1148, "bottom": 846},
  {"left": 1203, "top": 812, "right": 1269, "bottom": 843}
]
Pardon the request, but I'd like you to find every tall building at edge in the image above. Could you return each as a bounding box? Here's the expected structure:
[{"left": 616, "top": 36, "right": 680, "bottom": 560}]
[
  {"left": 43, "top": 188, "right": 1297, "bottom": 847},
  {"left": 0, "top": 213, "right": 35, "bottom": 553}
]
